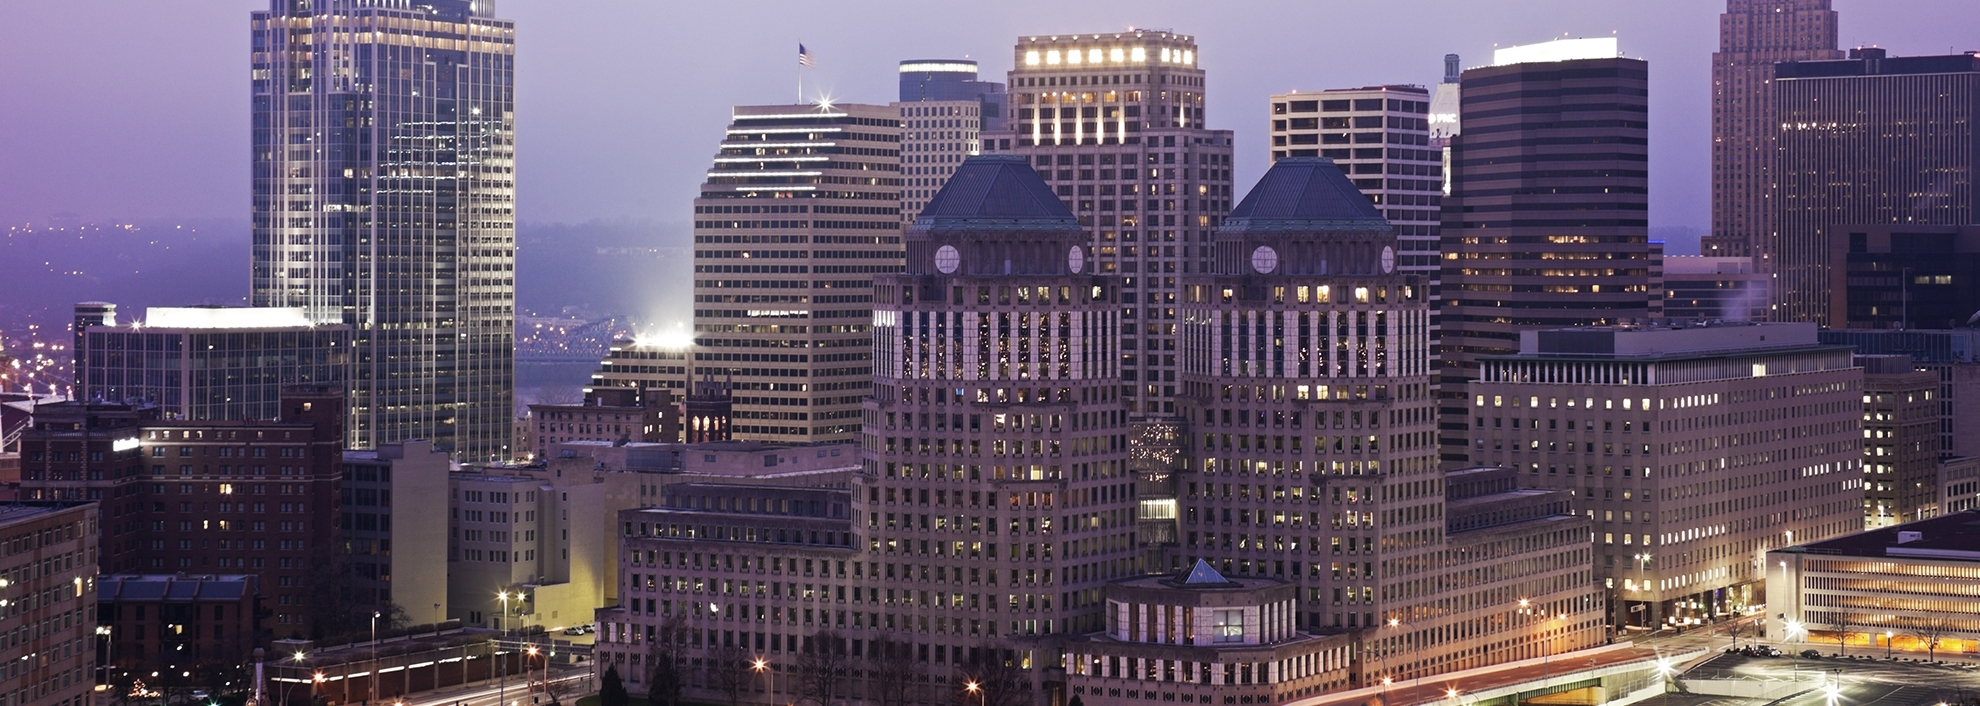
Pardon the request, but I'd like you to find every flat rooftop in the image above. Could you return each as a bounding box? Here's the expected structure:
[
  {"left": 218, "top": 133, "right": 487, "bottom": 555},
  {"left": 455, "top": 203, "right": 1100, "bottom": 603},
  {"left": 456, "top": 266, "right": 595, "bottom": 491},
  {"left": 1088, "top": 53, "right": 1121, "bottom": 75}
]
[
  {"left": 142, "top": 306, "right": 316, "bottom": 329},
  {"left": 1784, "top": 510, "right": 1980, "bottom": 561},
  {"left": 1506, "top": 321, "right": 1825, "bottom": 359}
]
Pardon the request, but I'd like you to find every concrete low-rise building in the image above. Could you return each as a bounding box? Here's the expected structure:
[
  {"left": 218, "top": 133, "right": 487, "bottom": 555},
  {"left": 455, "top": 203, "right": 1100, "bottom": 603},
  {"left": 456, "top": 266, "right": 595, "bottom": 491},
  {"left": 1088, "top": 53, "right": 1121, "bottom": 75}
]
[
  {"left": 1768, "top": 510, "right": 1980, "bottom": 656},
  {"left": 1471, "top": 322, "right": 1865, "bottom": 630},
  {"left": 342, "top": 440, "right": 451, "bottom": 622},
  {"left": 1066, "top": 561, "right": 1358, "bottom": 706}
]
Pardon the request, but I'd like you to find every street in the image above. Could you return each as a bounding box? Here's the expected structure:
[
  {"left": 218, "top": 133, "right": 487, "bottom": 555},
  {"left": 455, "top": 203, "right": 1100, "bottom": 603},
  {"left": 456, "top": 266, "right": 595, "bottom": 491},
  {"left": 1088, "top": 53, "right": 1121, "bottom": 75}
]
[{"left": 392, "top": 667, "right": 593, "bottom": 706}]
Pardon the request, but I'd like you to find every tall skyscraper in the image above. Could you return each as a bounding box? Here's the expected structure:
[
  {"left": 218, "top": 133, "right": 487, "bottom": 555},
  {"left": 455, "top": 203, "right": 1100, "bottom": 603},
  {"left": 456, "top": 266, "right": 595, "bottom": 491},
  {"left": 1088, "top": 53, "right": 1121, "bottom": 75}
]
[
  {"left": 1705, "top": 0, "right": 1840, "bottom": 260},
  {"left": 1438, "top": 38, "right": 1661, "bottom": 466},
  {"left": 895, "top": 60, "right": 1004, "bottom": 223},
  {"left": 981, "top": 30, "right": 1236, "bottom": 418},
  {"left": 1771, "top": 50, "right": 1980, "bottom": 326},
  {"left": 250, "top": 0, "right": 517, "bottom": 461},
  {"left": 689, "top": 103, "right": 902, "bottom": 443},
  {"left": 1267, "top": 87, "right": 1441, "bottom": 285}
]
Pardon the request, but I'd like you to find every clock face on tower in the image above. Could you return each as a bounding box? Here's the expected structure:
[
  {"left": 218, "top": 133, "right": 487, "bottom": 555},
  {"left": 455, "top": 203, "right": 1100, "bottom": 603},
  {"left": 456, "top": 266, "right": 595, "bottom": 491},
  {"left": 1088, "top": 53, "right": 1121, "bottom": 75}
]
[
  {"left": 1251, "top": 245, "right": 1278, "bottom": 274},
  {"left": 934, "top": 245, "right": 960, "bottom": 274},
  {"left": 1381, "top": 246, "right": 1395, "bottom": 274},
  {"left": 1068, "top": 245, "right": 1085, "bottom": 274}
]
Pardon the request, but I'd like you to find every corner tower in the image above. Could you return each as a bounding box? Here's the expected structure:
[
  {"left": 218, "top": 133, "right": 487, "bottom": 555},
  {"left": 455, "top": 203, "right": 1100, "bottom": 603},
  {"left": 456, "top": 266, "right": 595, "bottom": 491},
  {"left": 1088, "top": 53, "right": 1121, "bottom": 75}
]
[
  {"left": 1178, "top": 156, "right": 1439, "bottom": 628},
  {"left": 861, "top": 154, "right": 1141, "bottom": 692}
]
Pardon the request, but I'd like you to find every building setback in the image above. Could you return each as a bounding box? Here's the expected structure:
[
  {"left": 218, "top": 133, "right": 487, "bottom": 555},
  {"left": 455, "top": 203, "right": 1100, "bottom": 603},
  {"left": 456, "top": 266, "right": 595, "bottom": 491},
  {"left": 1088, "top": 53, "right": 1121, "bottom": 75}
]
[
  {"left": 1438, "top": 38, "right": 1662, "bottom": 466},
  {"left": 1770, "top": 49, "right": 1980, "bottom": 326},
  {"left": 0, "top": 503, "right": 96, "bottom": 706},
  {"left": 1470, "top": 322, "right": 1863, "bottom": 629},
  {"left": 981, "top": 30, "right": 1236, "bottom": 418},
  {"left": 250, "top": 0, "right": 517, "bottom": 460},
  {"left": 1705, "top": 0, "right": 1841, "bottom": 260},
  {"left": 689, "top": 104, "right": 903, "bottom": 443},
  {"left": 1661, "top": 256, "right": 1767, "bottom": 322}
]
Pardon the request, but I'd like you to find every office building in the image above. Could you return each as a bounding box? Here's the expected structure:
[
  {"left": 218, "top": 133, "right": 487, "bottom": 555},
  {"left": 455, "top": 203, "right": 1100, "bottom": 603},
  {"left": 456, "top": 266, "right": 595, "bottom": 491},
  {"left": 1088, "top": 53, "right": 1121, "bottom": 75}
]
[
  {"left": 1177, "top": 157, "right": 1600, "bottom": 681},
  {"left": 1825, "top": 225, "right": 1980, "bottom": 330},
  {"left": 251, "top": 0, "right": 517, "bottom": 461},
  {"left": 1268, "top": 87, "right": 1441, "bottom": 284},
  {"left": 1940, "top": 457, "right": 1980, "bottom": 514},
  {"left": 1859, "top": 355, "right": 1940, "bottom": 528},
  {"left": 131, "top": 385, "right": 346, "bottom": 633},
  {"left": 1767, "top": 511, "right": 1980, "bottom": 653},
  {"left": 896, "top": 60, "right": 1006, "bottom": 223},
  {"left": 1471, "top": 322, "right": 1864, "bottom": 628},
  {"left": 1771, "top": 49, "right": 1980, "bottom": 325},
  {"left": 1662, "top": 256, "right": 1767, "bottom": 322},
  {"left": 341, "top": 440, "right": 451, "bottom": 619},
  {"left": 526, "top": 387, "right": 681, "bottom": 461},
  {"left": 683, "top": 372, "right": 735, "bottom": 443},
  {"left": 980, "top": 30, "right": 1236, "bottom": 417},
  {"left": 1824, "top": 329, "right": 1980, "bottom": 460},
  {"left": 73, "top": 303, "right": 352, "bottom": 426},
  {"left": 1705, "top": 0, "right": 1841, "bottom": 259},
  {"left": 0, "top": 502, "right": 97, "bottom": 706},
  {"left": 1064, "top": 561, "right": 1358, "bottom": 706},
  {"left": 688, "top": 103, "right": 903, "bottom": 443},
  {"left": 599, "top": 154, "right": 1138, "bottom": 704},
  {"left": 1428, "top": 54, "right": 1461, "bottom": 196},
  {"left": 97, "top": 573, "right": 258, "bottom": 683},
  {"left": 1439, "top": 38, "right": 1662, "bottom": 466}
]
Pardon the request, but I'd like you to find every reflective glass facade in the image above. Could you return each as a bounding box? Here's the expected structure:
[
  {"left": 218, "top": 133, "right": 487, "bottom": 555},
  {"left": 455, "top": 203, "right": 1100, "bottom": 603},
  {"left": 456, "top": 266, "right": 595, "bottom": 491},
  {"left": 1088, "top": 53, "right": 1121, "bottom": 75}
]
[
  {"left": 79, "top": 323, "right": 351, "bottom": 425},
  {"left": 250, "top": 0, "right": 517, "bottom": 460}
]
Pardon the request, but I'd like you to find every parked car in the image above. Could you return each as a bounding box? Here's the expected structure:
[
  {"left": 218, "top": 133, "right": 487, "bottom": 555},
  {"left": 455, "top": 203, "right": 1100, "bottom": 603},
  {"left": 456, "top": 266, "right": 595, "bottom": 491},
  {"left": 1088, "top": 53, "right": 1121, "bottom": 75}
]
[{"left": 1801, "top": 649, "right": 1822, "bottom": 659}]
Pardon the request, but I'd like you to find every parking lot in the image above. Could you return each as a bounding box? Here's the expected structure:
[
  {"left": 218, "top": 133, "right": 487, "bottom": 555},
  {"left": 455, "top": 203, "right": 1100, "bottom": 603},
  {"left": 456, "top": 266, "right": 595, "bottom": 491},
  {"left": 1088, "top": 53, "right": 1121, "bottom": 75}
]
[{"left": 1633, "top": 652, "right": 1980, "bottom": 706}]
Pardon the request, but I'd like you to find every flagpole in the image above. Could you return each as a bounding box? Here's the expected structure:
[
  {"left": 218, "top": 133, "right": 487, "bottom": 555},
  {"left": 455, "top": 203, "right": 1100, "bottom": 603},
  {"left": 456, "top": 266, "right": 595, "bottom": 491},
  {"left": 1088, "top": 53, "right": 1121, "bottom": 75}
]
[{"left": 797, "top": 40, "right": 803, "bottom": 104}]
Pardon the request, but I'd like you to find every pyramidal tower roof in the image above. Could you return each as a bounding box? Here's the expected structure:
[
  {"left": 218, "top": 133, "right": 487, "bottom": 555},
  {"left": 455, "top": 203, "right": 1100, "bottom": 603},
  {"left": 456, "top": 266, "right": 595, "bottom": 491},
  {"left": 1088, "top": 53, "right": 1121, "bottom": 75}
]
[
  {"left": 1165, "top": 558, "right": 1240, "bottom": 588},
  {"left": 911, "top": 155, "right": 1082, "bottom": 233},
  {"left": 1223, "top": 157, "right": 1390, "bottom": 233}
]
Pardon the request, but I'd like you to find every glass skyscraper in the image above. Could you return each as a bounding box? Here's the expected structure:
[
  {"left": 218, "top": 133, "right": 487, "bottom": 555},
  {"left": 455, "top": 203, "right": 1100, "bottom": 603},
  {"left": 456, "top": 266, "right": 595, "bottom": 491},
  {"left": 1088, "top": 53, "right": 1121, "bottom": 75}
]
[{"left": 250, "top": 0, "right": 517, "bottom": 461}]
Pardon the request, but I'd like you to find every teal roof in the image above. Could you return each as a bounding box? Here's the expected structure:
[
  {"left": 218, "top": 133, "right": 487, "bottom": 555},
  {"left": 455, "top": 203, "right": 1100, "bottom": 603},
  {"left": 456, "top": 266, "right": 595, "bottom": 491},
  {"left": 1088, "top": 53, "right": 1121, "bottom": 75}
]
[
  {"left": 911, "top": 155, "right": 1082, "bottom": 232},
  {"left": 1223, "top": 157, "right": 1391, "bottom": 233}
]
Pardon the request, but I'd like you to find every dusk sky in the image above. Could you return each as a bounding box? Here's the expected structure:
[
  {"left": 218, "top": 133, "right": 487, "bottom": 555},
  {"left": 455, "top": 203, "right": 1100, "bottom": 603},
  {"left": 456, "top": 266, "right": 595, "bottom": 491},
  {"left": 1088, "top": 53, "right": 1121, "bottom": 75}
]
[{"left": 3, "top": 0, "right": 1977, "bottom": 247}]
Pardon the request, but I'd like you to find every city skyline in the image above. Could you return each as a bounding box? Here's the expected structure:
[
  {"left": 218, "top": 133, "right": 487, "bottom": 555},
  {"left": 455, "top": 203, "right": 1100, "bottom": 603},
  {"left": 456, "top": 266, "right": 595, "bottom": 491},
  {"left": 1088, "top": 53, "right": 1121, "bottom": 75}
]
[{"left": 5, "top": 0, "right": 1977, "bottom": 251}]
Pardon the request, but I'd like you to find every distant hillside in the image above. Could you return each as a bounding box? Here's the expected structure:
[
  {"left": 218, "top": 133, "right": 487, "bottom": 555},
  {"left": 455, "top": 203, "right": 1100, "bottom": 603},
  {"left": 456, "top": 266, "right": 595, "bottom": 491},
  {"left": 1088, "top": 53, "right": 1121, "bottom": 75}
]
[
  {"left": 0, "top": 218, "right": 250, "bottom": 329},
  {"left": 0, "top": 217, "right": 692, "bottom": 332}
]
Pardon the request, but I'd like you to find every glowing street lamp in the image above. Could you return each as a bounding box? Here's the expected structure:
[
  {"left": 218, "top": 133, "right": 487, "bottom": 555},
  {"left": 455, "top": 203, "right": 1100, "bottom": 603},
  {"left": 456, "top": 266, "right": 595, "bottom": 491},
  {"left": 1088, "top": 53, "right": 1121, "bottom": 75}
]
[{"left": 964, "top": 680, "right": 985, "bottom": 706}]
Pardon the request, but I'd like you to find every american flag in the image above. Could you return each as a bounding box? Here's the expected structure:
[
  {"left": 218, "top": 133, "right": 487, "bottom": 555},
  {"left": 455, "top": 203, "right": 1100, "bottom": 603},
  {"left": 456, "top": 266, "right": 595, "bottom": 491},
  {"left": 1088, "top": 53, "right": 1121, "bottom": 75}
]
[{"left": 798, "top": 44, "right": 814, "bottom": 68}]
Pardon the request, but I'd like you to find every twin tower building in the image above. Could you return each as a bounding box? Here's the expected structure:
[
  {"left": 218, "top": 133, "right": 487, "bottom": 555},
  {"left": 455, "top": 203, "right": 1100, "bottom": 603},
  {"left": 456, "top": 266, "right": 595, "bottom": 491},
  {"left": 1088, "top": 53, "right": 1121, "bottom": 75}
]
[{"left": 596, "top": 155, "right": 1601, "bottom": 703}]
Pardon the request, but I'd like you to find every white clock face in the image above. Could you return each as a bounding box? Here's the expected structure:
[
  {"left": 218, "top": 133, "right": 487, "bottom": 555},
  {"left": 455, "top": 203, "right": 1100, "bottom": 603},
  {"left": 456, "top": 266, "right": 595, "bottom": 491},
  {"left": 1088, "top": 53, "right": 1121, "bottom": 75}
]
[
  {"left": 934, "top": 244, "right": 960, "bottom": 274},
  {"left": 1381, "top": 246, "right": 1395, "bottom": 274},
  {"left": 1251, "top": 245, "right": 1278, "bottom": 274},
  {"left": 1068, "top": 245, "right": 1085, "bottom": 274}
]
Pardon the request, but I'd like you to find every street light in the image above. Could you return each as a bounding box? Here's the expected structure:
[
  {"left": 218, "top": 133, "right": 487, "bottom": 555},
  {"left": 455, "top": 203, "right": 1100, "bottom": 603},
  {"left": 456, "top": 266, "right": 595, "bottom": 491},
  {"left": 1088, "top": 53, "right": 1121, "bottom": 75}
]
[
  {"left": 965, "top": 680, "right": 985, "bottom": 706},
  {"left": 369, "top": 611, "right": 381, "bottom": 704},
  {"left": 753, "top": 658, "right": 771, "bottom": 703}
]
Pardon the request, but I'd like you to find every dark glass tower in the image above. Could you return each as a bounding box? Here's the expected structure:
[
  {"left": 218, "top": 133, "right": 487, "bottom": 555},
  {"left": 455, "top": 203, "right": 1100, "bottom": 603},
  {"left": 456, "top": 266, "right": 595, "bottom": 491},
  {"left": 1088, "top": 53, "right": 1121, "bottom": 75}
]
[
  {"left": 250, "top": 0, "right": 517, "bottom": 461},
  {"left": 1771, "top": 50, "right": 1980, "bottom": 326},
  {"left": 1438, "top": 43, "right": 1661, "bottom": 466}
]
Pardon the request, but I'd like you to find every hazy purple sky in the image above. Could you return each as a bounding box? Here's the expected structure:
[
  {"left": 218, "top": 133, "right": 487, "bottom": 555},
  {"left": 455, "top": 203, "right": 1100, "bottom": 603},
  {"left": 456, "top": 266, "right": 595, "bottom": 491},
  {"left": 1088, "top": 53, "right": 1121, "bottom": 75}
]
[{"left": 2, "top": 0, "right": 1976, "bottom": 238}]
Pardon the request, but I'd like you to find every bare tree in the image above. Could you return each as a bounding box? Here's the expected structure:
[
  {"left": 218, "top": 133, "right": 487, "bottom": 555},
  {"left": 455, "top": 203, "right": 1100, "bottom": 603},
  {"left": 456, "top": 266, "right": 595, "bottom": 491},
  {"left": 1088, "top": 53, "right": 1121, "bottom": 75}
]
[
  {"left": 956, "top": 651, "right": 1029, "bottom": 706},
  {"left": 648, "top": 614, "right": 694, "bottom": 706},
  {"left": 869, "top": 636, "right": 927, "bottom": 706},
  {"left": 708, "top": 644, "right": 755, "bottom": 706},
  {"left": 1913, "top": 614, "right": 1955, "bottom": 662},
  {"left": 798, "top": 630, "right": 852, "bottom": 706},
  {"left": 1830, "top": 612, "right": 1859, "bottom": 657}
]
